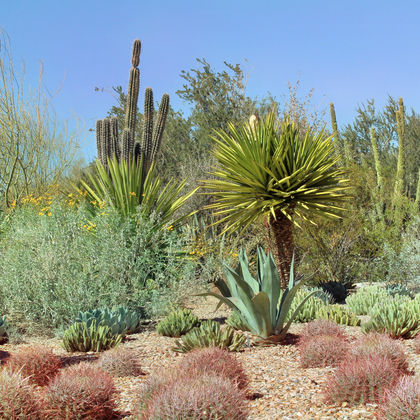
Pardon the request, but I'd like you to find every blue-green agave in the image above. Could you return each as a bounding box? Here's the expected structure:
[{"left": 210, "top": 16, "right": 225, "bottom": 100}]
[{"left": 200, "top": 248, "right": 318, "bottom": 339}]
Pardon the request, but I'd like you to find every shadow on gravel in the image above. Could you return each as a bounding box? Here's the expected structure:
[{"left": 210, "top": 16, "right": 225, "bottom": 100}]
[{"left": 59, "top": 354, "right": 99, "bottom": 368}]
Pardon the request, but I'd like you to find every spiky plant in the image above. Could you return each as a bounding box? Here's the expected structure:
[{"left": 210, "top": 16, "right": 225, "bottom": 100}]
[
  {"left": 82, "top": 40, "right": 196, "bottom": 226},
  {"left": 204, "top": 113, "right": 349, "bottom": 288}
]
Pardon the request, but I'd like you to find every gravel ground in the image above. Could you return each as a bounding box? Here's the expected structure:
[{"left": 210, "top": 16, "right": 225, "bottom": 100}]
[{"left": 1, "top": 296, "right": 419, "bottom": 420}]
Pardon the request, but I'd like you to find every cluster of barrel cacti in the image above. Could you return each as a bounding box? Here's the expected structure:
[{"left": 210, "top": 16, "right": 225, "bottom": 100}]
[{"left": 96, "top": 39, "right": 169, "bottom": 175}]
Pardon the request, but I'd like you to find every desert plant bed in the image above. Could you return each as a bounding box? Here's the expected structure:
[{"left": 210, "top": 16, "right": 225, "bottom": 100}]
[{"left": 1, "top": 296, "right": 419, "bottom": 420}]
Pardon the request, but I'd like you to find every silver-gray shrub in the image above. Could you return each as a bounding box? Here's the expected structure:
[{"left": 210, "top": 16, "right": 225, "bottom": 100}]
[{"left": 0, "top": 201, "right": 194, "bottom": 334}]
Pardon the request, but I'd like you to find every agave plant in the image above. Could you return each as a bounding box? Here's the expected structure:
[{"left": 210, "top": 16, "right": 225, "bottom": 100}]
[
  {"left": 204, "top": 113, "right": 349, "bottom": 288},
  {"left": 200, "top": 248, "right": 319, "bottom": 339}
]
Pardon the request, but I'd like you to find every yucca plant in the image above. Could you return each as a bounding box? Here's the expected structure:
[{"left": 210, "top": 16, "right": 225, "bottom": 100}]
[
  {"left": 200, "top": 248, "right": 318, "bottom": 339},
  {"left": 205, "top": 113, "right": 349, "bottom": 287},
  {"left": 82, "top": 157, "right": 197, "bottom": 230}
]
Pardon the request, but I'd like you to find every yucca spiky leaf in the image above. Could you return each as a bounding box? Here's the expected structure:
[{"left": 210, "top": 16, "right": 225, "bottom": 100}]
[{"left": 204, "top": 113, "right": 349, "bottom": 235}]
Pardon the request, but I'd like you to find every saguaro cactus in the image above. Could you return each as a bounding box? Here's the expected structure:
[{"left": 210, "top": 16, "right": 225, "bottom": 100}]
[{"left": 96, "top": 40, "right": 170, "bottom": 172}]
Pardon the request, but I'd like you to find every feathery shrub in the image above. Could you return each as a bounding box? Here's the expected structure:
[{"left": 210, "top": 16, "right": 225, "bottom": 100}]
[
  {"left": 299, "top": 319, "right": 347, "bottom": 345},
  {"left": 5, "top": 345, "right": 62, "bottom": 386},
  {"left": 134, "top": 373, "right": 248, "bottom": 420},
  {"left": 349, "top": 333, "right": 410, "bottom": 374},
  {"left": 378, "top": 376, "right": 420, "bottom": 420},
  {"left": 97, "top": 347, "right": 144, "bottom": 377},
  {"left": 177, "top": 347, "right": 248, "bottom": 390},
  {"left": 324, "top": 354, "right": 402, "bottom": 405},
  {"left": 0, "top": 369, "right": 42, "bottom": 419},
  {"left": 299, "top": 335, "right": 349, "bottom": 368},
  {"left": 43, "top": 363, "right": 118, "bottom": 419}
]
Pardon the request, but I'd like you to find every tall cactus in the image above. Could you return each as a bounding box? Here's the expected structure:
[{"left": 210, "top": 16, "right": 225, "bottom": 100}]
[
  {"left": 370, "top": 127, "right": 384, "bottom": 192},
  {"left": 329, "top": 102, "right": 351, "bottom": 163},
  {"left": 415, "top": 168, "right": 420, "bottom": 210},
  {"left": 394, "top": 97, "right": 406, "bottom": 199},
  {"left": 95, "top": 39, "right": 169, "bottom": 173}
]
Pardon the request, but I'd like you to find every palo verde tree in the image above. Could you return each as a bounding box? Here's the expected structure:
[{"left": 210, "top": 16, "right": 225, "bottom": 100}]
[{"left": 204, "top": 113, "right": 349, "bottom": 288}]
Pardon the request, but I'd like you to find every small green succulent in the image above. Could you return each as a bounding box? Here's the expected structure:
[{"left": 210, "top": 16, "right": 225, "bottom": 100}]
[
  {"left": 362, "top": 295, "right": 419, "bottom": 338},
  {"left": 62, "top": 319, "right": 122, "bottom": 352},
  {"left": 287, "top": 287, "right": 331, "bottom": 323},
  {"left": 316, "top": 304, "right": 361, "bottom": 326},
  {"left": 156, "top": 309, "right": 200, "bottom": 337},
  {"left": 75, "top": 306, "right": 142, "bottom": 336},
  {"left": 225, "top": 311, "right": 250, "bottom": 332},
  {"left": 0, "top": 315, "right": 8, "bottom": 344},
  {"left": 346, "top": 285, "right": 390, "bottom": 315},
  {"left": 173, "top": 320, "right": 246, "bottom": 353}
]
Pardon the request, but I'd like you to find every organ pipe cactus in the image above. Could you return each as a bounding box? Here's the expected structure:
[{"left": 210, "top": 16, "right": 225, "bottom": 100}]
[{"left": 96, "top": 39, "right": 169, "bottom": 173}]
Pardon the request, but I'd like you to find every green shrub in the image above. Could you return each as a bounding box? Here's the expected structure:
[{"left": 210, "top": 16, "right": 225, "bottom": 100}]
[
  {"left": 75, "top": 306, "right": 142, "bottom": 336},
  {"left": 173, "top": 320, "right": 246, "bottom": 353},
  {"left": 62, "top": 319, "right": 122, "bottom": 352},
  {"left": 0, "top": 202, "right": 194, "bottom": 333},
  {"left": 226, "top": 312, "right": 250, "bottom": 332},
  {"left": 346, "top": 285, "right": 390, "bottom": 315},
  {"left": 385, "top": 283, "right": 414, "bottom": 298},
  {"left": 156, "top": 309, "right": 200, "bottom": 337},
  {"left": 362, "top": 296, "right": 419, "bottom": 338},
  {"left": 0, "top": 315, "right": 8, "bottom": 344},
  {"left": 316, "top": 304, "right": 360, "bottom": 326}
]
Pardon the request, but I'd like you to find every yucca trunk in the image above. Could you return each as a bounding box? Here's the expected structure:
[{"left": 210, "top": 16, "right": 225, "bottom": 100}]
[{"left": 267, "top": 210, "right": 294, "bottom": 289}]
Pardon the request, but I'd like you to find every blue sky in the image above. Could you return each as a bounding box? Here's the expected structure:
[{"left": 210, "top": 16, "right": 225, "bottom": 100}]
[{"left": 2, "top": 0, "right": 420, "bottom": 162}]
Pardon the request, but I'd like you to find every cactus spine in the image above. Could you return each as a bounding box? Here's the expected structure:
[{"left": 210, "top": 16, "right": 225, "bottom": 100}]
[
  {"left": 95, "top": 39, "right": 169, "bottom": 173},
  {"left": 394, "top": 97, "right": 406, "bottom": 199}
]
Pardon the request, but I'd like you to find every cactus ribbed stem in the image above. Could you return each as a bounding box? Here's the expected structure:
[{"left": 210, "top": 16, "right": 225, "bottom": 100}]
[
  {"left": 370, "top": 127, "right": 383, "bottom": 192},
  {"left": 95, "top": 39, "right": 169, "bottom": 177},
  {"left": 143, "top": 87, "right": 154, "bottom": 163},
  {"left": 151, "top": 93, "right": 170, "bottom": 161},
  {"left": 415, "top": 168, "right": 420, "bottom": 209},
  {"left": 96, "top": 120, "right": 104, "bottom": 164},
  {"left": 394, "top": 98, "right": 406, "bottom": 198}
]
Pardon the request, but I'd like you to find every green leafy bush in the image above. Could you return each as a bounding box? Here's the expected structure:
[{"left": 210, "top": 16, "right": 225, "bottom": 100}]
[
  {"left": 156, "top": 308, "right": 200, "bottom": 337},
  {"left": 362, "top": 296, "right": 419, "bottom": 338},
  {"left": 75, "top": 306, "right": 142, "bottom": 336},
  {"left": 346, "top": 285, "right": 390, "bottom": 315},
  {"left": 316, "top": 304, "right": 360, "bottom": 326},
  {"left": 62, "top": 319, "right": 122, "bottom": 352},
  {"left": 0, "top": 202, "right": 194, "bottom": 333},
  {"left": 173, "top": 320, "right": 246, "bottom": 353}
]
